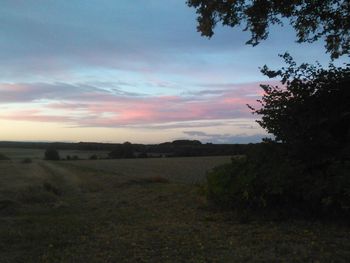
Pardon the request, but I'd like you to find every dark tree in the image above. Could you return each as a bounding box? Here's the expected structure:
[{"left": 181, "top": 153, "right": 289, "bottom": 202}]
[
  {"left": 44, "top": 148, "right": 60, "bottom": 161},
  {"left": 172, "top": 140, "right": 202, "bottom": 146},
  {"left": 109, "top": 142, "right": 135, "bottom": 159},
  {"left": 250, "top": 53, "right": 350, "bottom": 164},
  {"left": 188, "top": 1, "right": 350, "bottom": 216},
  {"left": 187, "top": 0, "right": 350, "bottom": 59}
]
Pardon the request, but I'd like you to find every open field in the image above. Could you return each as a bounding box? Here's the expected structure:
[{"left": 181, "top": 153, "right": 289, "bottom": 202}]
[
  {"left": 1, "top": 157, "right": 350, "bottom": 262},
  {"left": 0, "top": 147, "right": 110, "bottom": 160},
  {"left": 63, "top": 156, "right": 232, "bottom": 184}
]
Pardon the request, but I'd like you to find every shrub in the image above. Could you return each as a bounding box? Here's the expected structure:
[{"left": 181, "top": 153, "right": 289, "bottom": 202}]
[
  {"left": 0, "top": 153, "right": 10, "bottom": 160},
  {"left": 89, "top": 154, "right": 98, "bottom": 160},
  {"left": 43, "top": 182, "right": 62, "bottom": 196},
  {"left": 44, "top": 148, "right": 60, "bottom": 160},
  {"left": 109, "top": 142, "right": 135, "bottom": 159},
  {"left": 205, "top": 143, "right": 350, "bottom": 218},
  {"left": 21, "top": 158, "right": 32, "bottom": 164}
]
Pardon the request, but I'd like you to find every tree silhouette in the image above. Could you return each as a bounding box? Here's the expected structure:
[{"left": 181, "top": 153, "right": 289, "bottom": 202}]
[
  {"left": 187, "top": 0, "right": 350, "bottom": 59},
  {"left": 108, "top": 142, "right": 135, "bottom": 159},
  {"left": 250, "top": 53, "right": 350, "bottom": 164},
  {"left": 188, "top": 0, "right": 350, "bottom": 216},
  {"left": 187, "top": 0, "right": 350, "bottom": 159},
  {"left": 44, "top": 148, "right": 60, "bottom": 161}
]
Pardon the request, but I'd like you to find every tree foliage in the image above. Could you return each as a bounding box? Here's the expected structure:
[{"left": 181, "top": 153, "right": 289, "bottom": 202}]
[
  {"left": 251, "top": 54, "right": 350, "bottom": 164},
  {"left": 203, "top": 56, "right": 350, "bottom": 216},
  {"left": 188, "top": 1, "right": 350, "bottom": 217},
  {"left": 108, "top": 142, "right": 135, "bottom": 159},
  {"left": 187, "top": 0, "right": 350, "bottom": 59}
]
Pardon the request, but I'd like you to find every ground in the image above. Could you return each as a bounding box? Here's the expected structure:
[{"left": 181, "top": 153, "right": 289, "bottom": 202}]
[{"left": 0, "top": 155, "right": 349, "bottom": 262}]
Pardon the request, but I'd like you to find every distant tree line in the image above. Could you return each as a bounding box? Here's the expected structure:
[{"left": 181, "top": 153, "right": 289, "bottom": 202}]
[{"left": 1, "top": 140, "right": 262, "bottom": 160}]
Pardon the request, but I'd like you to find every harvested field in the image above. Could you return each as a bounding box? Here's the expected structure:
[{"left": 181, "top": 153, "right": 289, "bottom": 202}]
[
  {"left": 0, "top": 147, "right": 109, "bottom": 160},
  {"left": 0, "top": 157, "right": 349, "bottom": 262},
  {"left": 62, "top": 156, "right": 232, "bottom": 184}
]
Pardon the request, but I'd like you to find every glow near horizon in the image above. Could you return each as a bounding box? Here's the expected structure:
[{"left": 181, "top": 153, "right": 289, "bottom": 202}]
[{"left": 0, "top": 0, "right": 339, "bottom": 143}]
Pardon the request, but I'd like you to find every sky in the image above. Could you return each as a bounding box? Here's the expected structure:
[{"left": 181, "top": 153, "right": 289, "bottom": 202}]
[{"left": 0, "top": 0, "right": 339, "bottom": 144}]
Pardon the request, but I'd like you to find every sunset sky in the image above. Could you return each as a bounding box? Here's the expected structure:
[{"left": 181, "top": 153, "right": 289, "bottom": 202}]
[{"left": 0, "top": 0, "right": 337, "bottom": 143}]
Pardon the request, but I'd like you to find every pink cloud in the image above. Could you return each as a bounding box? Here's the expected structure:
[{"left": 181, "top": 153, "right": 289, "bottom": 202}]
[
  {"left": 0, "top": 110, "right": 73, "bottom": 123},
  {"left": 0, "top": 80, "right": 275, "bottom": 127}
]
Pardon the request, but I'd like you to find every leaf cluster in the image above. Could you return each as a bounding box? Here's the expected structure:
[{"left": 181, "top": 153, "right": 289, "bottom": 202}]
[{"left": 187, "top": 0, "right": 350, "bottom": 59}]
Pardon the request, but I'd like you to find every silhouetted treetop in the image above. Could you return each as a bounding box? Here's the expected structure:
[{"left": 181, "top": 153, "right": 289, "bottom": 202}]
[
  {"left": 187, "top": 0, "right": 350, "bottom": 59},
  {"left": 250, "top": 53, "right": 350, "bottom": 162},
  {"left": 172, "top": 140, "right": 202, "bottom": 145}
]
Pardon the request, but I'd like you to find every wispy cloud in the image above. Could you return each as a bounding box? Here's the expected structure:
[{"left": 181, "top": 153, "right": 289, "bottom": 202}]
[
  {"left": 0, "top": 0, "right": 330, "bottom": 143},
  {"left": 0, "top": 80, "right": 264, "bottom": 127},
  {"left": 0, "top": 109, "right": 74, "bottom": 123}
]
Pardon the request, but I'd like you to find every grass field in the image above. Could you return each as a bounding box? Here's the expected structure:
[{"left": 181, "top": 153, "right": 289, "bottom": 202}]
[
  {"left": 63, "top": 156, "right": 232, "bottom": 184},
  {"left": 0, "top": 147, "right": 109, "bottom": 160},
  {"left": 1, "top": 155, "right": 350, "bottom": 262}
]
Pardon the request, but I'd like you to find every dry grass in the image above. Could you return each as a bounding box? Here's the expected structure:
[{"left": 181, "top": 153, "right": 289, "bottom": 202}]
[
  {"left": 62, "top": 156, "right": 232, "bottom": 184},
  {"left": 0, "top": 158, "right": 349, "bottom": 262}
]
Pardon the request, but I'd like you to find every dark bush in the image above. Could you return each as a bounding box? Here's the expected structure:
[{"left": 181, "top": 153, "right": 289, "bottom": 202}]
[
  {"left": 89, "top": 154, "right": 98, "bottom": 160},
  {"left": 0, "top": 153, "right": 10, "bottom": 160},
  {"left": 21, "top": 158, "right": 32, "bottom": 164},
  {"left": 43, "top": 182, "right": 62, "bottom": 196},
  {"left": 44, "top": 148, "right": 60, "bottom": 161},
  {"left": 205, "top": 143, "right": 350, "bottom": 218},
  {"left": 109, "top": 142, "right": 135, "bottom": 159}
]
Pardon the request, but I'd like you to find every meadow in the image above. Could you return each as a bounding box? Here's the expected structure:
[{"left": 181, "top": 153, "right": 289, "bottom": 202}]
[{"left": 0, "top": 150, "right": 349, "bottom": 262}]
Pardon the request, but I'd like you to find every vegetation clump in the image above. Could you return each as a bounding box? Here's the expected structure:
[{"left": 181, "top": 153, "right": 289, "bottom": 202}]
[
  {"left": 44, "top": 148, "right": 60, "bottom": 161},
  {"left": 89, "top": 154, "right": 98, "bottom": 160},
  {"left": 109, "top": 142, "right": 135, "bottom": 159},
  {"left": 43, "top": 182, "right": 62, "bottom": 196},
  {"left": 21, "top": 158, "right": 32, "bottom": 164},
  {"left": 206, "top": 145, "right": 350, "bottom": 217},
  {"left": 204, "top": 57, "right": 350, "bottom": 218},
  {"left": 0, "top": 153, "right": 10, "bottom": 160},
  {"left": 253, "top": 54, "right": 350, "bottom": 165}
]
